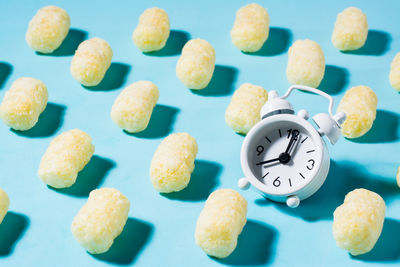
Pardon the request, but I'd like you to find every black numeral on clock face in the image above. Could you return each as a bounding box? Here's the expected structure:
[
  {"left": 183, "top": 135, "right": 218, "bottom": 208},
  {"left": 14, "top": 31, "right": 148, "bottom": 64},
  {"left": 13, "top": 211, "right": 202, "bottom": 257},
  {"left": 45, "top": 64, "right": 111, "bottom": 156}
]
[
  {"left": 287, "top": 129, "right": 292, "bottom": 138},
  {"left": 287, "top": 128, "right": 300, "bottom": 139},
  {"left": 307, "top": 159, "right": 315, "bottom": 170},
  {"left": 256, "top": 145, "right": 264, "bottom": 156},
  {"left": 273, "top": 177, "right": 281, "bottom": 187}
]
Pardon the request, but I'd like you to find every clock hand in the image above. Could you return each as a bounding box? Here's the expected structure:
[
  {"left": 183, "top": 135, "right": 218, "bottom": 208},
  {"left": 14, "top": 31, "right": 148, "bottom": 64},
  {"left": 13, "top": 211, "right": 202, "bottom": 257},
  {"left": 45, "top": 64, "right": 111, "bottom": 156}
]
[
  {"left": 255, "top": 157, "right": 280, "bottom": 166},
  {"left": 257, "top": 130, "right": 300, "bottom": 166},
  {"left": 284, "top": 129, "right": 299, "bottom": 155}
]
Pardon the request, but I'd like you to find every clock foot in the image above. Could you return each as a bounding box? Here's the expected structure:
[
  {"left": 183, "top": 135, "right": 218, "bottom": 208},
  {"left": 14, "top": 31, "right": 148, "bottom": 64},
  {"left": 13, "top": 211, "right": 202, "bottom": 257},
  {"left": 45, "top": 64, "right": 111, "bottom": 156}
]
[
  {"left": 286, "top": 195, "right": 300, "bottom": 208},
  {"left": 238, "top": 178, "right": 250, "bottom": 190}
]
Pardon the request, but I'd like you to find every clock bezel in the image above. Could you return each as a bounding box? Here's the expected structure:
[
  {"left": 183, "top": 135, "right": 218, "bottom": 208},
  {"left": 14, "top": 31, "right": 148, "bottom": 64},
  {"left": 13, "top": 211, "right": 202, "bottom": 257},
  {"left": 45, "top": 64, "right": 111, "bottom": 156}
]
[{"left": 241, "top": 113, "right": 325, "bottom": 198}]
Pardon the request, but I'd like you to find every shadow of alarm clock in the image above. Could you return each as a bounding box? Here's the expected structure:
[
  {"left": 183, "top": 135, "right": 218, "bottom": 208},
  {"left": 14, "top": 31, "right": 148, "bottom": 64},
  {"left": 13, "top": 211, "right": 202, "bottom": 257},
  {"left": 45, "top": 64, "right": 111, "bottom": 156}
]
[{"left": 238, "top": 85, "right": 347, "bottom": 208}]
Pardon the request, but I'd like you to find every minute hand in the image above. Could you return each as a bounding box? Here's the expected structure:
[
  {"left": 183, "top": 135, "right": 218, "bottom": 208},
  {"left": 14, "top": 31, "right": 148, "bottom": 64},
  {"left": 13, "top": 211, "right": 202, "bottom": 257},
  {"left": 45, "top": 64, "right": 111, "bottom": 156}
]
[
  {"left": 285, "top": 130, "right": 299, "bottom": 154},
  {"left": 256, "top": 157, "right": 280, "bottom": 166}
]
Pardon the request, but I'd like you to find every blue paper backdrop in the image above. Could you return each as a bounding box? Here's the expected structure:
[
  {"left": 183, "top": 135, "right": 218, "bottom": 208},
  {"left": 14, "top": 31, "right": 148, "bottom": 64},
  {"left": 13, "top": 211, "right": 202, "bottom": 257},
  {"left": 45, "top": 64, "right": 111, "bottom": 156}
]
[{"left": 0, "top": 0, "right": 399, "bottom": 266}]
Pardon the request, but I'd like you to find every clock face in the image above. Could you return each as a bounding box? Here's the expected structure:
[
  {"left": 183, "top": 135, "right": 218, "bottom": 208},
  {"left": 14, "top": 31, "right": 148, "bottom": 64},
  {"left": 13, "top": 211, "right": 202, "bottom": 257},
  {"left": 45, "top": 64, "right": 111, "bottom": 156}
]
[{"left": 248, "top": 121, "right": 321, "bottom": 195}]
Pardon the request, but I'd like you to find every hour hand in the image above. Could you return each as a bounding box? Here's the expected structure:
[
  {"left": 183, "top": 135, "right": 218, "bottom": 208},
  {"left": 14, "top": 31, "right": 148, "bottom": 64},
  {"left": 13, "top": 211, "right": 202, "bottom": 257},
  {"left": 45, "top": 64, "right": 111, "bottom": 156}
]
[
  {"left": 256, "top": 157, "right": 280, "bottom": 166},
  {"left": 285, "top": 130, "right": 299, "bottom": 155}
]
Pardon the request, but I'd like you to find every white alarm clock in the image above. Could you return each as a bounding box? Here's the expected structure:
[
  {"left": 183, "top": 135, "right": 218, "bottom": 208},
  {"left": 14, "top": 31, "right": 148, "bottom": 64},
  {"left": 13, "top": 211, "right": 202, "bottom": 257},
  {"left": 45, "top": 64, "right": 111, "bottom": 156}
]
[{"left": 238, "top": 85, "right": 346, "bottom": 208}]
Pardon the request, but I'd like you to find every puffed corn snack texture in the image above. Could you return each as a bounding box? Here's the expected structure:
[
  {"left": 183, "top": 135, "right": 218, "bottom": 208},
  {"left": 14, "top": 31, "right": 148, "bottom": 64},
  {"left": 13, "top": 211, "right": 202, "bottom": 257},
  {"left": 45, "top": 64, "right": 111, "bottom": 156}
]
[
  {"left": 150, "top": 133, "right": 198, "bottom": 193},
  {"left": 331, "top": 7, "right": 368, "bottom": 51},
  {"left": 26, "top": 5, "right": 70, "bottom": 53},
  {"left": 71, "top": 188, "right": 130, "bottom": 254},
  {"left": 176, "top": 39, "right": 215, "bottom": 90},
  {"left": 286, "top": 39, "right": 325, "bottom": 88},
  {"left": 195, "top": 189, "right": 247, "bottom": 258},
  {"left": 389, "top": 52, "right": 400, "bottom": 91},
  {"left": 38, "top": 129, "right": 95, "bottom": 188},
  {"left": 0, "top": 188, "right": 9, "bottom": 224},
  {"left": 337, "top": 85, "right": 377, "bottom": 138},
  {"left": 71, "top": 37, "right": 113, "bottom": 86},
  {"left": 0, "top": 77, "right": 48, "bottom": 131},
  {"left": 333, "top": 188, "right": 385, "bottom": 256},
  {"left": 111, "top": 81, "right": 159, "bottom": 133},
  {"left": 230, "top": 3, "right": 270, "bottom": 52},
  {"left": 132, "top": 7, "right": 170, "bottom": 52},
  {"left": 225, "top": 83, "right": 268, "bottom": 134}
]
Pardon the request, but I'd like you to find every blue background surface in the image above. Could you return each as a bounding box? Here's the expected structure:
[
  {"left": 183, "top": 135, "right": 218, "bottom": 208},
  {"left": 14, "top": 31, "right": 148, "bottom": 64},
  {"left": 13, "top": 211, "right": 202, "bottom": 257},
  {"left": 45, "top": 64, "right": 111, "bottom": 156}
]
[{"left": 0, "top": 0, "right": 399, "bottom": 266}]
